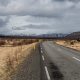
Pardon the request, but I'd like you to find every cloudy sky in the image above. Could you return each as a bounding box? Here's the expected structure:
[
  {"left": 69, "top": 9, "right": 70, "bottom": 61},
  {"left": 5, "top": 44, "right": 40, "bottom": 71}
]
[{"left": 0, "top": 0, "right": 80, "bottom": 35}]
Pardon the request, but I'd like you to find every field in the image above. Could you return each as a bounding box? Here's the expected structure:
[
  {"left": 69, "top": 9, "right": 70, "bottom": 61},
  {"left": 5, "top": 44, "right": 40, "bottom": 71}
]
[
  {"left": 55, "top": 40, "right": 80, "bottom": 51},
  {"left": 0, "top": 38, "right": 39, "bottom": 80}
]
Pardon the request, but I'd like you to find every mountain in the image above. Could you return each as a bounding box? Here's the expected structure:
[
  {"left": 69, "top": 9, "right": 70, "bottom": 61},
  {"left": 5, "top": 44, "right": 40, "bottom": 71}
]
[
  {"left": 65, "top": 31, "right": 80, "bottom": 40},
  {"left": 37, "top": 33, "right": 68, "bottom": 38},
  {"left": 0, "top": 33, "right": 68, "bottom": 39}
]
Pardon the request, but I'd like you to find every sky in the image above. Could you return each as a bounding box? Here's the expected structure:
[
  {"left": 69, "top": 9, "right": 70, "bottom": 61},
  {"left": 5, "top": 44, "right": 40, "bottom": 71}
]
[{"left": 0, "top": 0, "right": 80, "bottom": 35}]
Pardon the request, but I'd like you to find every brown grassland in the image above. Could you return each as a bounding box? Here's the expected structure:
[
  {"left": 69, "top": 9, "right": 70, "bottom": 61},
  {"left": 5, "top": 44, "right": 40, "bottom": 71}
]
[
  {"left": 55, "top": 40, "right": 80, "bottom": 51},
  {"left": 0, "top": 38, "right": 39, "bottom": 80}
]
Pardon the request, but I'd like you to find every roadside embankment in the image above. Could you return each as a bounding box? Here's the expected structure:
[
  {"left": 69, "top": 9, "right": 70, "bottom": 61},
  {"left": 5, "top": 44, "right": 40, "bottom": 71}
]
[
  {"left": 55, "top": 40, "right": 80, "bottom": 51},
  {"left": 0, "top": 43, "right": 40, "bottom": 80},
  {"left": 11, "top": 43, "right": 40, "bottom": 80}
]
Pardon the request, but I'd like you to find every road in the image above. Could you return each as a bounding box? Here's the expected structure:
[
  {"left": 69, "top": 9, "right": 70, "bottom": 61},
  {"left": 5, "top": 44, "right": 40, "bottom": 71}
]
[{"left": 40, "top": 41, "right": 80, "bottom": 80}]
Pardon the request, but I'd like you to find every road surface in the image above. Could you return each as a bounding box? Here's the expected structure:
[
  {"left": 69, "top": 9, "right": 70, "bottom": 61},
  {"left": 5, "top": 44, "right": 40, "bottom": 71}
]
[{"left": 40, "top": 41, "right": 80, "bottom": 80}]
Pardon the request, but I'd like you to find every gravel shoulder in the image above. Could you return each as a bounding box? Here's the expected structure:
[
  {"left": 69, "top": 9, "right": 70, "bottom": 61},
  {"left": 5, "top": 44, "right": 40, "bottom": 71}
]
[{"left": 11, "top": 44, "right": 40, "bottom": 80}]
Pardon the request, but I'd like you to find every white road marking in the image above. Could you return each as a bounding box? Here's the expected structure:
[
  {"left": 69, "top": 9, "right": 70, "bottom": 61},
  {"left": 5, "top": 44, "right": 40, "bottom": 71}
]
[
  {"left": 41, "top": 47, "right": 42, "bottom": 50},
  {"left": 42, "top": 55, "right": 45, "bottom": 61},
  {"left": 41, "top": 50, "right": 43, "bottom": 53},
  {"left": 73, "top": 57, "right": 80, "bottom": 62},
  {"left": 45, "top": 66, "right": 51, "bottom": 80}
]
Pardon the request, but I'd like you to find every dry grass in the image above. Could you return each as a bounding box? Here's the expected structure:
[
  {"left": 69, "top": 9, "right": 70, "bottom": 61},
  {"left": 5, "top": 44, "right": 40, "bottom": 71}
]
[
  {"left": 0, "top": 38, "right": 37, "bottom": 80},
  {"left": 0, "top": 38, "right": 39, "bottom": 46},
  {"left": 55, "top": 40, "right": 80, "bottom": 51}
]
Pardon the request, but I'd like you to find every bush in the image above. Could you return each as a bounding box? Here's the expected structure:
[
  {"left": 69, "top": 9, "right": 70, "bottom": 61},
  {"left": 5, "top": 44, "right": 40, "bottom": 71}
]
[
  {"left": 70, "top": 41, "right": 74, "bottom": 45},
  {"left": 77, "top": 38, "right": 80, "bottom": 42},
  {"left": 12, "top": 42, "right": 22, "bottom": 46},
  {"left": 0, "top": 40, "right": 6, "bottom": 46}
]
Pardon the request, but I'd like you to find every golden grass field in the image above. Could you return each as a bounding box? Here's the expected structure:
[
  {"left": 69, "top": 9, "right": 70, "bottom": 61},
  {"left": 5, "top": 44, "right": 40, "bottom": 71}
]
[
  {"left": 55, "top": 40, "right": 80, "bottom": 51},
  {"left": 0, "top": 38, "right": 37, "bottom": 80}
]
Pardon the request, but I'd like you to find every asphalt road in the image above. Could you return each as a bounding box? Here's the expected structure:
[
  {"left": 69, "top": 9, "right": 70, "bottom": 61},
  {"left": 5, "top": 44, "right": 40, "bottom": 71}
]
[{"left": 40, "top": 41, "right": 80, "bottom": 80}]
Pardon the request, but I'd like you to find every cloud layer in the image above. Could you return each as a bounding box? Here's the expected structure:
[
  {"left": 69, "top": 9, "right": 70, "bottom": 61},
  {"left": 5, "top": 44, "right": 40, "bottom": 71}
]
[{"left": 0, "top": 0, "right": 80, "bottom": 35}]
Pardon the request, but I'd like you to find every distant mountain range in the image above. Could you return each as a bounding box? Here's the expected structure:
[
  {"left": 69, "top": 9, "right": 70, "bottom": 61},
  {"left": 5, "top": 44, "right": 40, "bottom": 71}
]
[
  {"left": 0, "top": 31, "right": 80, "bottom": 39},
  {"left": 37, "top": 33, "right": 67, "bottom": 38},
  {"left": 0, "top": 33, "right": 68, "bottom": 39}
]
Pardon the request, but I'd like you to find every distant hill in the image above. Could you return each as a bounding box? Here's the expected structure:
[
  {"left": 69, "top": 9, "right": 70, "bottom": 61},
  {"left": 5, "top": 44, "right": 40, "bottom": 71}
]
[
  {"left": 38, "top": 33, "right": 67, "bottom": 38},
  {"left": 65, "top": 31, "right": 80, "bottom": 40}
]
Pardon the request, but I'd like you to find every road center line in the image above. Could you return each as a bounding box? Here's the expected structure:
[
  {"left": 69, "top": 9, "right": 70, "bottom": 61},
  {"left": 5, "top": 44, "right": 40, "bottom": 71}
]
[
  {"left": 41, "top": 50, "right": 43, "bottom": 53},
  {"left": 42, "top": 55, "right": 44, "bottom": 61},
  {"left": 41, "top": 48, "right": 42, "bottom": 50},
  {"left": 73, "top": 57, "right": 80, "bottom": 62},
  {"left": 45, "top": 66, "right": 51, "bottom": 80}
]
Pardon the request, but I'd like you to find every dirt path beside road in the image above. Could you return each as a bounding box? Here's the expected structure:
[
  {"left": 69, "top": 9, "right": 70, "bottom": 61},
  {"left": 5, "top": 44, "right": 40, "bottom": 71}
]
[{"left": 11, "top": 44, "right": 40, "bottom": 80}]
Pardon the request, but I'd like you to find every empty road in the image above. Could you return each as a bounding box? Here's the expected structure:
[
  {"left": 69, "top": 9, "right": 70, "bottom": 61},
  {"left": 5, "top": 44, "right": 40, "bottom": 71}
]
[{"left": 40, "top": 41, "right": 80, "bottom": 80}]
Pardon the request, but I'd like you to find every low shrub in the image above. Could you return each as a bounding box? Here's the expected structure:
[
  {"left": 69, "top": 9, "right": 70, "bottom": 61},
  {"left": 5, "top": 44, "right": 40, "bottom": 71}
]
[{"left": 0, "top": 40, "right": 6, "bottom": 46}]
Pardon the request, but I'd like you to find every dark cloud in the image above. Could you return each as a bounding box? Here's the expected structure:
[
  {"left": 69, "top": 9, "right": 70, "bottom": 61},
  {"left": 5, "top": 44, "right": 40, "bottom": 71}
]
[
  {"left": 53, "top": 0, "right": 65, "bottom": 2},
  {"left": 0, "top": 0, "right": 11, "bottom": 6},
  {"left": 0, "top": 16, "right": 10, "bottom": 27},
  {"left": 69, "top": 0, "right": 79, "bottom": 2},
  {"left": 0, "top": 0, "right": 75, "bottom": 18},
  {"left": 0, "top": 19, "right": 6, "bottom": 27},
  {"left": 53, "top": 0, "right": 79, "bottom": 2},
  {"left": 12, "top": 24, "right": 52, "bottom": 30}
]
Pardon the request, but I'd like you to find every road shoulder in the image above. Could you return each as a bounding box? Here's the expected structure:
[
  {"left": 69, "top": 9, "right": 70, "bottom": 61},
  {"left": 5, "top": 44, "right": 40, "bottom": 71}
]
[{"left": 11, "top": 44, "right": 41, "bottom": 80}]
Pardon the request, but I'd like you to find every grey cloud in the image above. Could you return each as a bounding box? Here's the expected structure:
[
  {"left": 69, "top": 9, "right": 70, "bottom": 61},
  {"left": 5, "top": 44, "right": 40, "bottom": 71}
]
[
  {"left": 0, "top": 0, "right": 11, "bottom": 6},
  {"left": 53, "top": 0, "right": 79, "bottom": 2},
  {"left": 69, "top": 0, "right": 80, "bottom": 2},
  {"left": 0, "top": 0, "right": 76, "bottom": 18},
  {"left": 12, "top": 24, "right": 52, "bottom": 30},
  {"left": 53, "top": 0, "right": 65, "bottom": 2},
  {"left": 0, "top": 16, "right": 10, "bottom": 27},
  {"left": 0, "top": 0, "right": 80, "bottom": 35},
  {"left": 0, "top": 19, "right": 6, "bottom": 27}
]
